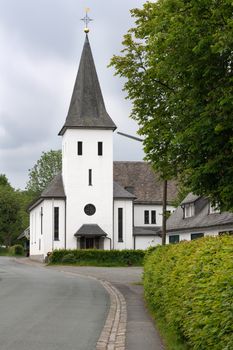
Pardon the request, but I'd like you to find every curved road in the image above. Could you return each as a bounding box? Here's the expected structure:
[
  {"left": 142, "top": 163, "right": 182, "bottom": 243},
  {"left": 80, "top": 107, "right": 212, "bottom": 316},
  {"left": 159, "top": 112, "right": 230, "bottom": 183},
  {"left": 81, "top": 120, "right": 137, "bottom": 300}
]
[{"left": 0, "top": 257, "right": 109, "bottom": 350}]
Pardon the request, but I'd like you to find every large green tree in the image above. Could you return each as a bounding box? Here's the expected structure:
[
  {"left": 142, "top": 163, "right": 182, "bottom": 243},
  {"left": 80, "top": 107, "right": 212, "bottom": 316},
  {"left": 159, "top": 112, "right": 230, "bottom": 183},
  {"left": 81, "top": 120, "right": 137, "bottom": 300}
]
[
  {"left": 0, "top": 176, "right": 22, "bottom": 246},
  {"left": 110, "top": 0, "right": 233, "bottom": 211},
  {"left": 26, "top": 150, "right": 62, "bottom": 196}
]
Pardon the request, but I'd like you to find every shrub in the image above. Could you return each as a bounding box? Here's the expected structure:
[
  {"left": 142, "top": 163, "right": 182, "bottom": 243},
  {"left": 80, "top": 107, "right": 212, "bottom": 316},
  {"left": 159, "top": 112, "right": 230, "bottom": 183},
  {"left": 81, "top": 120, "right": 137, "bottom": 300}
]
[
  {"left": 12, "top": 244, "right": 24, "bottom": 255},
  {"left": 144, "top": 236, "right": 233, "bottom": 350},
  {"left": 49, "top": 249, "right": 145, "bottom": 266},
  {"left": 61, "top": 253, "right": 77, "bottom": 264}
]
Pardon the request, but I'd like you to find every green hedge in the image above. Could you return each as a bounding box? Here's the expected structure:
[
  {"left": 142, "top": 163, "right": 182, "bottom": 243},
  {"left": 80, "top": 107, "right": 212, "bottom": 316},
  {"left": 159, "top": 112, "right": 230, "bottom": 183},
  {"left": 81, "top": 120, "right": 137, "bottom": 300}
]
[
  {"left": 144, "top": 236, "right": 233, "bottom": 350},
  {"left": 0, "top": 245, "right": 24, "bottom": 256},
  {"left": 49, "top": 249, "right": 145, "bottom": 266}
]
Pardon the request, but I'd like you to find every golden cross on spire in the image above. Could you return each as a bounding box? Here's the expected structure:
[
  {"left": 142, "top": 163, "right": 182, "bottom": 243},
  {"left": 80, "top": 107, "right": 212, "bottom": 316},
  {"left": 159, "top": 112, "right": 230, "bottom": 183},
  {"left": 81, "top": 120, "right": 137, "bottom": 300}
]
[{"left": 81, "top": 8, "right": 93, "bottom": 34}]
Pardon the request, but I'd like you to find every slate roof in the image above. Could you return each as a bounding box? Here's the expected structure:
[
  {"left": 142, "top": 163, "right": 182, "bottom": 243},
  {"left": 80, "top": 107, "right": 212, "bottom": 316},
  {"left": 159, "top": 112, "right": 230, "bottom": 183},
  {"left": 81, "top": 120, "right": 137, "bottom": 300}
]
[
  {"left": 133, "top": 226, "right": 161, "bottom": 236},
  {"left": 113, "top": 161, "right": 178, "bottom": 204},
  {"left": 59, "top": 35, "right": 116, "bottom": 135},
  {"left": 181, "top": 193, "right": 200, "bottom": 205},
  {"left": 40, "top": 172, "right": 65, "bottom": 198},
  {"left": 113, "top": 181, "right": 136, "bottom": 199},
  {"left": 167, "top": 194, "right": 233, "bottom": 233},
  {"left": 28, "top": 173, "right": 65, "bottom": 211},
  {"left": 74, "top": 224, "right": 107, "bottom": 237}
]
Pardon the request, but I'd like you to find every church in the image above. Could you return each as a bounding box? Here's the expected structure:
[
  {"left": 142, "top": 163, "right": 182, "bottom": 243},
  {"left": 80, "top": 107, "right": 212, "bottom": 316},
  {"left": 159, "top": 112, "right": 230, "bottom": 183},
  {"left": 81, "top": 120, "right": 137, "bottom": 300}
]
[{"left": 29, "top": 32, "right": 177, "bottom": 261}]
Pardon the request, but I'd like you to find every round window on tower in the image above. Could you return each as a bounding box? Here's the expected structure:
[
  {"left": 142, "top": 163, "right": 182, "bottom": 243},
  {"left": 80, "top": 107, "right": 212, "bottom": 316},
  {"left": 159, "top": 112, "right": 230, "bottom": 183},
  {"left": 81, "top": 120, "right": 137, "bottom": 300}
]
[{"left": 84, "top": 204, "right": 96, "bottom": 216}]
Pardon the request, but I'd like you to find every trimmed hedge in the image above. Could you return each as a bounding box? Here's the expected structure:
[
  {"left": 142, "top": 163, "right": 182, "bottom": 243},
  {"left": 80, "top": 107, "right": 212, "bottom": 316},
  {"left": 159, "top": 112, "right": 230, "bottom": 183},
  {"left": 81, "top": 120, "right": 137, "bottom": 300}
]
[
  {"left": 0, "top": 245, "right": 24, "bottom": 256},
  {"left": 49, "top": 249, "right": 145, "bottom": 266},
  {"left": 144, "top": 236, "right": 233, "bottom": 350}
]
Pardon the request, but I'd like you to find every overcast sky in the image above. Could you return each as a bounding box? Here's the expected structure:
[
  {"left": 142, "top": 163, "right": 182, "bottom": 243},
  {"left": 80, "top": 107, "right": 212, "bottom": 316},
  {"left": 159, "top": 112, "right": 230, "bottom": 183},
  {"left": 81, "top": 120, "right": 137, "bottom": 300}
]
[{"left": 0, "top": 0, "right": 146, "bottom": 190}]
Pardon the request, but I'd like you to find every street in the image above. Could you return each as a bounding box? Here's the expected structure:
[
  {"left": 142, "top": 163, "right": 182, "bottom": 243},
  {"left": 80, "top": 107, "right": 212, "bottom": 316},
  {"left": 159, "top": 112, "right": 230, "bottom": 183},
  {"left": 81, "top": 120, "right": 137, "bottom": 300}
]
[{"left": 0, "top": 257, "right": 109, "bottom": 350}]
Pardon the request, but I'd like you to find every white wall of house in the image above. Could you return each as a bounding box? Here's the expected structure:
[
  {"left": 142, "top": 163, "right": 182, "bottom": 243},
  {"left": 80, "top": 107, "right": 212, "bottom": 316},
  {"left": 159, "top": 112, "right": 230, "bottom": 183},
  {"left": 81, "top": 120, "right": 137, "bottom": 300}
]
[
  {"left": 134, "top": 204, "right": 175, "bottom": 227},
  {"left": 30, "top": 199, "right": 65, "bottom": 258},
  {"left": 113, "top": 200, "right": 133, "bottom": 250},
  {"left": 134, "top": 235, "right": 161, "bottom": 250},
  {"left": 166, "top": 226, "right": 233, "bottom": 244},
  {"left": 62, "top": 129, "right": 113, "bottom": 249}
]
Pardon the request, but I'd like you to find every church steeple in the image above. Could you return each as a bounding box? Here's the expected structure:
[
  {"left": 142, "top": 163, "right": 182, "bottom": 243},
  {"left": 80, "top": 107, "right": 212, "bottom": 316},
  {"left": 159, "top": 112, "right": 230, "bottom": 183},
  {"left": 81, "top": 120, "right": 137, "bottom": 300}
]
[{"left": 58, "top": 34, "right": 116, "bottom": 135}]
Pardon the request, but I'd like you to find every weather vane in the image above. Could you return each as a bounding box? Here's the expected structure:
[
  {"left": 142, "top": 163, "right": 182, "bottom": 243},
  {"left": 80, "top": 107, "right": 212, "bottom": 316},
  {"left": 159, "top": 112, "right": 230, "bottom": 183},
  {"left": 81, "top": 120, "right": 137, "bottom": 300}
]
[{"left": 81, "top": 8, "right": 93, "bottom": 34}]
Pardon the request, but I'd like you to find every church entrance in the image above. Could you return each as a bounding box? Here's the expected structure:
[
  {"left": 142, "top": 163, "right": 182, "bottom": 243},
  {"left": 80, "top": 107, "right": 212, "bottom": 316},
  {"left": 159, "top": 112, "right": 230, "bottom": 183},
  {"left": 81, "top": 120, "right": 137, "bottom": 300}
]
[{"left": 79, "top": 237, "right": 103, "bottom": 249}]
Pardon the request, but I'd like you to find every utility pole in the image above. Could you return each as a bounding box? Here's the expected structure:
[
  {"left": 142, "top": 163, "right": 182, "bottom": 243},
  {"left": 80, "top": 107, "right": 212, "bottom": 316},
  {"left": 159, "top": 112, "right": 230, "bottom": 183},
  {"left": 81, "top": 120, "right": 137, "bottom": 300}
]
[{"left": 117, "top": 131, "right": 167, "bottom": 245}]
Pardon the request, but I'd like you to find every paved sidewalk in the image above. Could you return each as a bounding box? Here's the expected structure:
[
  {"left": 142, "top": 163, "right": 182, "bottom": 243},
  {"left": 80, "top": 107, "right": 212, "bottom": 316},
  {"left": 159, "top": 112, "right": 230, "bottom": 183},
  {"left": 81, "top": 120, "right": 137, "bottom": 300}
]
[{"left": 48, "top": 266, "right": 165, "bottom": 350}]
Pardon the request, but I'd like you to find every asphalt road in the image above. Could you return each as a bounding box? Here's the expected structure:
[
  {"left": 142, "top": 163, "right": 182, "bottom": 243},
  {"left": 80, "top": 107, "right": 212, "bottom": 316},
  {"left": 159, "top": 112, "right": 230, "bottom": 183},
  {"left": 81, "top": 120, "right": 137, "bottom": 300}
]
[{"left": 0, "top": 257, "right": 109, "bottom": 350}]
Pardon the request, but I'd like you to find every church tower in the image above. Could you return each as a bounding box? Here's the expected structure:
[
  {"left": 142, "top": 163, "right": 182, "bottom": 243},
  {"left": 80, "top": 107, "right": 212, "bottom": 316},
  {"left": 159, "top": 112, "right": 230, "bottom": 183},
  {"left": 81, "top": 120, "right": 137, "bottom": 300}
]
[{"left": 59, "top": 33, "right": 116, "bottom": 249}]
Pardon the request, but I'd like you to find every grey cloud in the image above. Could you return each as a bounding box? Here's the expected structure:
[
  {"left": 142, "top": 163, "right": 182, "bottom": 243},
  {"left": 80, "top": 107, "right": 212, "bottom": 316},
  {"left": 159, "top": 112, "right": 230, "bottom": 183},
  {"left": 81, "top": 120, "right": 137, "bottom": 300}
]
[{"left": 0, "top": 0, "right": 145, "bottom": 189}]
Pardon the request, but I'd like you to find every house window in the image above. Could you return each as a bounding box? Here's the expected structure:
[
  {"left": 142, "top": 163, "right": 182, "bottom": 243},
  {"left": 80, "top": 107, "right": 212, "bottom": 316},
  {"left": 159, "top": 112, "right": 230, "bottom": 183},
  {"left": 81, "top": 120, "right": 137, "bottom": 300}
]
[
  {"left": 118, "top": 208, "right": 123, "bottom": 242},
  {"left": 40, "top": 207, "right": 43, "bottom": 235},
  {"left": 191, "top": 233, "right": 204, "bottom": 240},
  {"left": 151, "top": 210, "right": 156, "bottom": 224},
  {"left": 219, "top": 231, "right": 233, "bottom": 236},
  {"left": 98, "top": 142, "right": 103, "bottom": 156},
  {"left": 184, "top": 203, "right": 195, "bottom": 218},
  {"left": 88, "top": 169, "right": 92, "bottom": 186},
  {"left": 144, "top": 210, "right": 149, "bottom": 224},
  {"left": 169, "top": 235, "right": 180, "bottom": 244},
  {"left": 77, "top": 141, "right": 83, "bottom": 155},
  {"left": 54, "top": 207, "right": 59, "bottom": 240}
]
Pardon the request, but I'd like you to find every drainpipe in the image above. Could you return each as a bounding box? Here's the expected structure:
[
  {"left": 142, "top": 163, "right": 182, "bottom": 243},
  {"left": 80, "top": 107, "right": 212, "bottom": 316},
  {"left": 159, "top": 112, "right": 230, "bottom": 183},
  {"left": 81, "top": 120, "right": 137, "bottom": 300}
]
[
  {"left": 105, "top": 236, "right": 112, "bottom": 250},
  {"left": 64, "top": 199, "right": 67, "bottom": 249}
]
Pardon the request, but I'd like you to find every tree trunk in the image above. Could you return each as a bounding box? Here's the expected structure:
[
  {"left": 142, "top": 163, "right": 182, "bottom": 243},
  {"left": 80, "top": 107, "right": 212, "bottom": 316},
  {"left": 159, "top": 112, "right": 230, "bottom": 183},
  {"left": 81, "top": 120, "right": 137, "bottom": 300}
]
[{"left": 162, "top": 180, "right": 167, "bottom": 245}]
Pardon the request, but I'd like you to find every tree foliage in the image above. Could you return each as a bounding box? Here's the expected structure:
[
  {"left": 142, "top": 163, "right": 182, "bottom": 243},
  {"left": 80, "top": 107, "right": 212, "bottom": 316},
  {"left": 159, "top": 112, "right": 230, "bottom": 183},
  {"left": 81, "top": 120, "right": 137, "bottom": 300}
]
[
  {"left": 26, "top": 150, "right": 62, "bottom": 196},
  {"left": 0, "top": 175, "right": 32, "bottom": 247},
  {"left": 110, "top": 0, "right": 233, "bottom": 211},
  {"left": 0, "top": 177, "right": 21, "bottom": 246}
]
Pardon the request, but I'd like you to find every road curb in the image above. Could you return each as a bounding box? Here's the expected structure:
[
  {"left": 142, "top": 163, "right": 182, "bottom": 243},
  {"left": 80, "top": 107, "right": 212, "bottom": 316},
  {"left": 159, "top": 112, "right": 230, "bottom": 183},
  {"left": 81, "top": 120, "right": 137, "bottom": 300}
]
[{"left": 96, "top": 280, "right": 127, "bottom": 350}]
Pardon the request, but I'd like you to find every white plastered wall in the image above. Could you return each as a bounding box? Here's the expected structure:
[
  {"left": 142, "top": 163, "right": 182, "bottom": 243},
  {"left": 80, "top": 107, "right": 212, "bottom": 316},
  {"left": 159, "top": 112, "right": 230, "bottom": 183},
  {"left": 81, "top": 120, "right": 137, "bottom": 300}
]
[
  {"left": 134, "top": 204, "right": 175, "bottom": 227},
  {"left": 30, "top": 199, "right": 65, "bottom": 258},
  {"left": 134, "top": 236, "right": 161, "bottom": 250},
  {"left": 166, "top": 226, "right": 233, "bottom": 244},
  {"left": 113, "top": 200, "right": 133, "bottom": 250},
  {"left": 62, "top": 129, "right": 113, "bottom": 249}
]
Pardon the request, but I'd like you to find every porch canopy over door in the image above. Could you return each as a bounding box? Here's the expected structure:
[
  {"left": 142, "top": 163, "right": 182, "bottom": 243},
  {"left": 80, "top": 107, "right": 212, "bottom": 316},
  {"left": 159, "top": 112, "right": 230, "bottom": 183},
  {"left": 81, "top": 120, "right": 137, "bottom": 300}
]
[{"left": 74, "top": 224, "right": 107, "bottom": 249}]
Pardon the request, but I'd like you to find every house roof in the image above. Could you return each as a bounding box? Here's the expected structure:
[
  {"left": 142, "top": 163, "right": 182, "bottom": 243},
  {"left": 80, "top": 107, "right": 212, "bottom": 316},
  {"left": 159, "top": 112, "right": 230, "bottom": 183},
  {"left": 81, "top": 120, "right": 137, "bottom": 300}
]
[
  {"left": 181, "top": 193, "right": 200, "bottom": 205},
  {"left": 28, "top": 172, "right": 65, "bottom": 211},
  {"left": 113, "top": 181, "right": 136, "bottom": 199},
  {"left": 40, "top": 172, "right": 66, "bottom": 198},
  {"left": 113, "top": 161, "right": 178, "bottom": 204},
  {"left": 133, "top": 226, "right": 161, "bottom": 236},
  {"left": 74, "top": 224, "right": 107, "bottom": 237},
  {"left": 167, "top": 194, "right": 233, "bottom": 233},
  {"left": 59, "top": 35, "right": 116, "bottom": 135},
  {"left": 17, "top": 227, "right": 30, "bottom": 240}
]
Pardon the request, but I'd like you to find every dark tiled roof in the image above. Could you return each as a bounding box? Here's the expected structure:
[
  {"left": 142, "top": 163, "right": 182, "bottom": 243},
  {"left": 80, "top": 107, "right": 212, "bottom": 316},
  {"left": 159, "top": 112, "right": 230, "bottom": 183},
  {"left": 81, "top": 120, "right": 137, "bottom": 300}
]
[
  {"left": 59, "top": 35, "right": 116, "bottom": 135},
  {"left": 28, "top": 173, "right": 65, "bottom": 211},
  {"left": 133, "top": 226, "right": 161, "bottom": 236},
  {"left": 113, "top": 181, "right": 136, "bottom": 199},
  {"left": 167, "top": 194, "right": 233, "bottom": 233},
  {"left": 181, "top": 193, "right": 200, "bottom": 205},
  {"left": 41, "top": 172, "right": 65, "bottom": 198},
  {"left": 74, "top": 224, "right": 107, "bottom": 237},
  {"left": 113, "top": 161, "right": 178, "bottom": 204}
]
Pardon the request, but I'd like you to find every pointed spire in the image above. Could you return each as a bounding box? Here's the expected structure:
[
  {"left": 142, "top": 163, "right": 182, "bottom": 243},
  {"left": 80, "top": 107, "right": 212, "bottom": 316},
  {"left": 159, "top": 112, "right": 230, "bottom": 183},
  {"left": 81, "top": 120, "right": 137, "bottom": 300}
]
[{"left": 58, "top": 35, "right": 116, "bottom": 135}]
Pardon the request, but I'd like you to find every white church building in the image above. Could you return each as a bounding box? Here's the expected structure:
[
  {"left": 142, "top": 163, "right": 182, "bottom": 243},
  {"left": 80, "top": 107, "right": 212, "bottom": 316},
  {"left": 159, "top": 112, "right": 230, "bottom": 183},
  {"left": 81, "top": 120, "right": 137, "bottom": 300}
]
[{"left": 29, "top": 34, "right": 177, "bottom": 261}]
